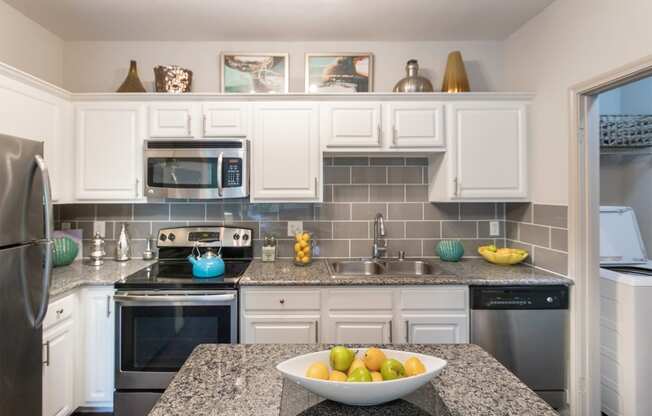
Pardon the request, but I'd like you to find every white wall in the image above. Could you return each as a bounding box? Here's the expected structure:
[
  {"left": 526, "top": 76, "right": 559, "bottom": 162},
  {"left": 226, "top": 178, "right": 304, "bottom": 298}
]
[
  {"left": 0, "top": 0, "right": 63, "bottom": 86},
  {"left": 63, "top": 41, "right": 503, "bottom": 93},
  {"left": 501, "top": 0, "right": 652, "bottom": 205}
]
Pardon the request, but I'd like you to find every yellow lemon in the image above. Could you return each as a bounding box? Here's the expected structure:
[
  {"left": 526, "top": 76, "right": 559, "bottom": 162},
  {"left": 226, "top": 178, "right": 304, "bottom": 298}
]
[
  {"left": 299, "top": 240, "right": 308, "bottom": 249},
  {"left": 295, "top": 233, "right": 302, "bottom": 242},
  {"left": 302, "top": 246, "right": 311, "bottom": 255},
  {"left": 404, "top": 357, "right": 426, "bottom": 377},
  {"left": 363, "top": 347, "right": 386, "bottom": 372},
  {"left": 370, "top": 371, "right": 383, "bottom": 382},
  {"left": 301, "top": 256, "right": 311, "bottom": 264},
  {"left": 302, "top": 233, "right": 311, "bottom": 242},
  {"left": 294, "top": 243, "right": 302, "bottom": 253},
  {"left": 295, "top": 255, "right": 302, "bottom": 262},
  {"left": 329, "top": 370, "right": 347, "bottom": 382},
  {"left": 305, "top": 362, "right": 330, "bottom": 380},
  {"left": 347, "top": 358, "right": 366, "bottom": 376}
]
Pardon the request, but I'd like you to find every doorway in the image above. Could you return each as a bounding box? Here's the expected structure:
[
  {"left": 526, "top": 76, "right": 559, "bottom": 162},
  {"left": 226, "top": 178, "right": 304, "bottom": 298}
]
[{"left": 569, "top": 57, "right": 652, "bottom": 416}]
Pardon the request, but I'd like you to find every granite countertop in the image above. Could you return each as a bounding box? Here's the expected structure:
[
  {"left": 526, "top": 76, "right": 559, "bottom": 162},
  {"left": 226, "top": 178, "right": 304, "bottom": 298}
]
[
  {"left": 239, "top": 259, "right": 572, "bottom": 286},
  {"left": 149, "top": 344, "right": 558, "bottom": 416},
  {"left": 50, "top": 259, "right": 155, "bottom": 297}
]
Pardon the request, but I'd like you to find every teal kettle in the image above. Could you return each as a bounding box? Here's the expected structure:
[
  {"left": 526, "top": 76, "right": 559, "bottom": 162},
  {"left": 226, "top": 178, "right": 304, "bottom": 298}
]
[{"left": 187, "top": 247, "right": 225, "bottom": 278}]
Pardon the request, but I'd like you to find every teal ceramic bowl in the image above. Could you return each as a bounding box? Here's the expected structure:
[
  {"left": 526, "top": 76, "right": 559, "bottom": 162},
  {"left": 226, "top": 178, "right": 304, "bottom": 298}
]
[
  {"left": 52, "top": 237, "right": 79, "bottom": 267},
  {"left": 436, "top": 240, "right": 464, "bottom": 262}
]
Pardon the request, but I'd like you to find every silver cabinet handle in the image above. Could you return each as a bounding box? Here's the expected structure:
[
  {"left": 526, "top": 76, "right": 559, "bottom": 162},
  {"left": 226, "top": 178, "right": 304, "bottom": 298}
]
[
  {"left": 43, "top": 341, "right": 50, "bottom": 366},
  {"left": 217, "top": 152, "right": 224, "bottom": 197},
  {"left": 187, "top": 114, "right": 192, "bottom": 136},
  {"left": 106, "top": 295, "right": 112, "bottom": 317},
  {"left": 315, "top": 320, "right": 319, "bottom": 344},
  {"left": 114, "top": 293, "right": 235, "bottom": 303},
  {"left": 314, "top": 177, "right": 319, "bottom": 196},
  {"left": 392, "top": 125, "right": 398, "bottom": 145},
  {"left": 55, "top": 308, "right": 64, "bottom": 317},
  {"left": 377, "top": 124, "right": 382, "bottom": 141},
  {"left": 453, "top": 177, "right": 458, "bottom": 197},
  {"left": 279, "top": 298, "right": 285, "bottom": 305},
  {"left": 202, "top": 114, "right": 207, "bottom": 137},
  {"left": 135, "top": 179, "right": 140, "bottom": 198},
  {"left": 389, "top": 320, "right": 393, "bottom": 344},
  {"left": 405, "top": 320, "right": 410, "bottom": 343}
]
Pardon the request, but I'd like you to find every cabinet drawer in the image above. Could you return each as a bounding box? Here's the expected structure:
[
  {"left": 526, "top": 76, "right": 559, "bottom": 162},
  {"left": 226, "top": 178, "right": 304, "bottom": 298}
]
[
  {"left": 400, "top": 287, "right": 467, "bottom": 311},
  {"left": 44, "top": 294, "right": 75, "bottom": 330},
  {"left": 326, "top": 288, "right": 393, "bottom": 310},
  {"left": 244, "top": 289, "right": 321, "bottom": 311}
]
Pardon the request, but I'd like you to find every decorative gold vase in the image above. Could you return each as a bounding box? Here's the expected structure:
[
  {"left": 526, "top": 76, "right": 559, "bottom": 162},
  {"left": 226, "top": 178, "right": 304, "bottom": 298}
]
[
  {"left": 117, "top": 60, "right": 146, "bottom": 93},
  {"left": 441, "top": 51, "right": 470, "bottom": 93}
]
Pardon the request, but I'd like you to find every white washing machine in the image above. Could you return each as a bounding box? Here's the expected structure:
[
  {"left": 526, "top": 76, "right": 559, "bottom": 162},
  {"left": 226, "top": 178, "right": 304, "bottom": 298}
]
[{"left": 600, "top": 206, "right": 652, "bottom": 416}]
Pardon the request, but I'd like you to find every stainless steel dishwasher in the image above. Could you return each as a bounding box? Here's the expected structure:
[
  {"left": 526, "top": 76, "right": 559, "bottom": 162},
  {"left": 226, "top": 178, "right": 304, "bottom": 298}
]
[{"left": 470, "top": 285, "right": 568, "bottom": 409}]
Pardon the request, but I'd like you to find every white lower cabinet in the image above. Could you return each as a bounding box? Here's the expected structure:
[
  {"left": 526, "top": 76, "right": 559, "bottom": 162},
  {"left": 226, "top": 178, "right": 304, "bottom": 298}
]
[
  {"left": 78, "top": 287, "right": 115, "bottom": 408},
  {"left": 240, "top": 286, "right": 469, "bottom": 345},
  {"left": 43, "top": 295, "right": 77, "bottom": 416}
]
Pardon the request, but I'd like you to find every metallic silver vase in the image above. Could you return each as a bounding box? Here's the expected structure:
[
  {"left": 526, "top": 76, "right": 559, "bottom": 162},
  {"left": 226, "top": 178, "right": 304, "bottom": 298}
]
[
  {"left": 115, "top": 223, "right": 132, "bottom": 261},
  {"left": 393, "top": 59, "right": 434, "bottom": 93}
]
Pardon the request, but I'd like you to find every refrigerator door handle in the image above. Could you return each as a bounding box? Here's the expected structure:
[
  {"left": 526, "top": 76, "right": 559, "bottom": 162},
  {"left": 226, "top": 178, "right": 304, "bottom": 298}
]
[{"left": 31, "top": 155, "right": 54, "bottom": 328}]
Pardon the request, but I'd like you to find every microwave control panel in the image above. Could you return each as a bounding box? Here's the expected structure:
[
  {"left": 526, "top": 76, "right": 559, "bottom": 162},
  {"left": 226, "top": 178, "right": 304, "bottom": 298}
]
[{"left": 222, "top": 158, "right": 243, "bottom": 187}]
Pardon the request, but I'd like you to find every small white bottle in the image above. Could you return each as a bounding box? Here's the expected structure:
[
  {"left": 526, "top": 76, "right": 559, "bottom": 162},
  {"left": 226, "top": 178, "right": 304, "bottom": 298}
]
[{"left": 262, "top": 235, "right": 277, "bottom": 262}]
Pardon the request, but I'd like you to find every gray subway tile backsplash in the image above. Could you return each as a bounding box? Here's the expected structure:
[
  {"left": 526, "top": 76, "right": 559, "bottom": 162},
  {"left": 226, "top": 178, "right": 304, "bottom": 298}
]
[
  {"left": 518, "top": 223, "right": 550, "bottom": 247},
  {"left": 53, "top": 158, "right": 569, "bottom": 271}
]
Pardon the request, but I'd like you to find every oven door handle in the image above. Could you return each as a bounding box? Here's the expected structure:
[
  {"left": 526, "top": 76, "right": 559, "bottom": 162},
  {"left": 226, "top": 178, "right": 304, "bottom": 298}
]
[{"left": 114, "top": 293, "right": 236, "bottom": 303}]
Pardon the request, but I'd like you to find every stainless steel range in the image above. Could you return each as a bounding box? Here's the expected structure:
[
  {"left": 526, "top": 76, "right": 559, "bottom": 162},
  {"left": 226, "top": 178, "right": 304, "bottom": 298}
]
[{"left": 113, "top": 225, "right": 253, "bottom": 416}]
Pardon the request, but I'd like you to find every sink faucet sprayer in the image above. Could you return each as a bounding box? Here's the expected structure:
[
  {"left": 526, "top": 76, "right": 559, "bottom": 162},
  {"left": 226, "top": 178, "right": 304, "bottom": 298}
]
[{"left": 372, "top": 213, "right": 387, "bottom": 259}]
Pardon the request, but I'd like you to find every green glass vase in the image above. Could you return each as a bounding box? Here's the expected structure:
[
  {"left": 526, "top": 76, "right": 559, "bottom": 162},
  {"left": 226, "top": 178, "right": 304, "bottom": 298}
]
[
  {"left": 436, "top": 240, "right": 464, "bottom": 262},
  {"left": 52, "top": 237, "right": 79, "bottom": 267}
]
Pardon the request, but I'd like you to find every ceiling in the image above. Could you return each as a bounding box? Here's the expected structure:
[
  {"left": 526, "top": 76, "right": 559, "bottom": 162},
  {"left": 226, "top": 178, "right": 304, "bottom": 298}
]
[{"left": 6, "top": 0, "right": 554, "bottom": 42}]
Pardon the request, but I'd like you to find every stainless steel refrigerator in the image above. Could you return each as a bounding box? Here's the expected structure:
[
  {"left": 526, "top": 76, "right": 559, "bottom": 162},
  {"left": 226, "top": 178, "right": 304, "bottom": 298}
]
[{"left": 0, "top": 134, "right": 54, "bottom": 415}]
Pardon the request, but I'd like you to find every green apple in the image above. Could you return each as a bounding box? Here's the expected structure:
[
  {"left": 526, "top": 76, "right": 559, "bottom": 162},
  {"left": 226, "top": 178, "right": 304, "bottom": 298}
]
[
  {"left": 346, "top": 367, "right": 372, "bottom": 382},
  {"left": 380, "top": 358, "right": 406, "bottom": 380},
  {"left": 329, "top": 346, "right": 355, "bottom": 372}
]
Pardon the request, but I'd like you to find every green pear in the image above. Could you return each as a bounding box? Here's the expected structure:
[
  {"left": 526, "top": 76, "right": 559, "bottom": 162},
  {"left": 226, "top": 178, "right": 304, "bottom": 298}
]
[
  {"left": 380, "top": 358, "right": 406, "bottom": 380},
  {"left": 346, "top": 367, "right": 372, "bottom": 382},
  {"left": 330, "top": 346, "right": 355, "bottom": 372}
]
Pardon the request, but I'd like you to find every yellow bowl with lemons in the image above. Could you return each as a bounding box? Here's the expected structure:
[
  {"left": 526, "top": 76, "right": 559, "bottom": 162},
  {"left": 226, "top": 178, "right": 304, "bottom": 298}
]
[{"left": 478, "top": 245, "right": 529, "bottom": 265}]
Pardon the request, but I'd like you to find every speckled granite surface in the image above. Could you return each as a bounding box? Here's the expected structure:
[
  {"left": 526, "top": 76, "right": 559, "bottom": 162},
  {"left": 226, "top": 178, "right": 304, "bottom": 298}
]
[
  {"left": 149, "top": 344, "right": 558, "bottom": 416},
  {"left": 50, "top": 259, "right": 155, "bottom": 297},
  {"left": 239, "top": 259, "right": 572, "bottom": 286}
]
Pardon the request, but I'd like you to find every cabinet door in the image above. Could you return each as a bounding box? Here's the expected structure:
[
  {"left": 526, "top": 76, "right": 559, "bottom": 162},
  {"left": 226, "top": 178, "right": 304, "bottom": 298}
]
[
  {"left": 403, "top": 315, "right": 468, "bottom": 344},
  {"left": 321, "top": 103, "right": 382, "bottom": 148},
  {"left": 326, "top": 315, "right": 393, "bottom": 344},
  {"left": 243, "top": 315, "right": 320, "bottom": 344},
  {"left": 252, "top": 103, "right": 321, "bottom": 201},
  {"left": 202, "top": 102, "right": 249, "bottom": 137},
  {"left": 75, "top": 103, "right": 145, "bottom": 200},
  {"left": 387, "top": 102, "right": 445, "bottom": 148},
  {"left": 149, "top": 103, "right": 193, "bottom": 137},
  {"left": 43, "top": 321, "right": 75, "bottom": 416},
  {"left": 448, "top": 102, "right": 527, "bottom": 199},
  {"left": 79, "top": 288, "right": 115, "bottom": 407}
]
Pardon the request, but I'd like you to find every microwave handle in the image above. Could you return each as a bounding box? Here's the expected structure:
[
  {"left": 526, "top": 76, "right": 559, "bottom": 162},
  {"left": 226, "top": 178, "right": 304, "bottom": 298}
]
[{"left": 217, "top": 152, "right": 224, "bottom": 197}]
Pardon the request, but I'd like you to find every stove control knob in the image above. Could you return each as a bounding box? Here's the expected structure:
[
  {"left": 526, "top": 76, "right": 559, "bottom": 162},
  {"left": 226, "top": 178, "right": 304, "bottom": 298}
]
[
  {"left": 168, "top": 233, "right": 176, "bottom": 241},
  {"left": 233, "top": 233, "right": 240, "bottom": 241},
  {"left": 546, "top": 296, "right": 554, "bottom": 304},
  {"left": 159, "top": 234, "right": 167, "bottom": 241},
  {"left": 242, "top": 234, "right": 249, "bottom": 241}
]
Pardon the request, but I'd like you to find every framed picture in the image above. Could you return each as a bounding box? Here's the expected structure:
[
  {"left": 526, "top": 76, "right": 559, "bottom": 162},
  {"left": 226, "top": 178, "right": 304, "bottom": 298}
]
[
  {"left": 305, "top": 53, "right": 373, "bottom": 93},
  {"left": 221, "top": 52, "right": 289, "bottom": 94}
]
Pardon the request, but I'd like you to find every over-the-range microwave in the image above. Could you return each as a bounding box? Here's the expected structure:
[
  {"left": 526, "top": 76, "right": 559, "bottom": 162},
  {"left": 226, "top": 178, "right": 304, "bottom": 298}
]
[{"left": 143, "top": 139, "right": 249, "bottom": 199}]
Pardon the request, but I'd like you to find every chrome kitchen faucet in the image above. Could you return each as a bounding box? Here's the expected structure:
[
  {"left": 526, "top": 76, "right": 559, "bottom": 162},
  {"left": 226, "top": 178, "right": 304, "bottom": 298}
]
[{"left": 372, "top": 213, "right": 387, "bottom": 259}]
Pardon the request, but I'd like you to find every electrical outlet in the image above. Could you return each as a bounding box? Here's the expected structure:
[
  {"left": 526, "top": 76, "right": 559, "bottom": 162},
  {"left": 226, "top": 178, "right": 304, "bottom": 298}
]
[
  {"left": 287, "top": 221, "right": 303, "bottom": 237},
  {"left": 489, "top": 221, "right": 500, "bottom": 237},
  {"left": 61, "top": 222, "right": 71, "bottom": 230},
  {"left": 93, "top": 221, "right": 106, "bottom": 238}
]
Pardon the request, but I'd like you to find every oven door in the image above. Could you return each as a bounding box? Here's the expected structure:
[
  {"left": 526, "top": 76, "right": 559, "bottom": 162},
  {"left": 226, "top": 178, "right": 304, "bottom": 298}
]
[
  {"left": 144, "top": 140, "right": 249, "bottom": 199},
  {"left": 114, "top": 290, "right": 238, "bottom": 390}
]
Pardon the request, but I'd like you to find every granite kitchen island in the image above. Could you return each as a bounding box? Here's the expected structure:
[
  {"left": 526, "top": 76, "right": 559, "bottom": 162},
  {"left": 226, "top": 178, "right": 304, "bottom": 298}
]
[{"left": 149, "top": 344, "right": 558, "bottom": 416}]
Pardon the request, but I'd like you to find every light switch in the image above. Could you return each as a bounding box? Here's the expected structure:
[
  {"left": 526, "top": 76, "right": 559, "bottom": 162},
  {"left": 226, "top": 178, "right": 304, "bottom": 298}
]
[
  {"left": 287, "top": 221, "right": 303, "bottom": 237},
  {"left": 61, "top": 222, "right": 71, "bottom": 230},
  {"left": 489, "top": 221, "right": 500, "bottom": 237}
]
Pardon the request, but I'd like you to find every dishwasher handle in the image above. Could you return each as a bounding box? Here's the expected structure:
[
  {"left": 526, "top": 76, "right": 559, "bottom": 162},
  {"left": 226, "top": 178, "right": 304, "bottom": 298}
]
[{"left": 470, "top": 285, "right": 568, "bottom": 310}]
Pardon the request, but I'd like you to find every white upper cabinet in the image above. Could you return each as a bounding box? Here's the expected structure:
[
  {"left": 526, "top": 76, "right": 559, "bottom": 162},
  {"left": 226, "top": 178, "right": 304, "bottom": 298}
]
[
  {"left": 320, "top": 103, "right": 382, "bottom": 149},
  {"left": 429, "top": 101, "right": 528, "bottom": 202},
  {"left": 75, "top": 103, "right": 145, "bottom": 200},
  {"left": 251, "top": 103, "right": 321, "bottom": 202},
  {"left": 202, "top": 102, "right": 249, "bottom": 137},
  {"left": 387, "top": 102, "right": 445, "bottom": 149},
  {"left": 149, "top": 103, "right": 194, "bottom": 137}
]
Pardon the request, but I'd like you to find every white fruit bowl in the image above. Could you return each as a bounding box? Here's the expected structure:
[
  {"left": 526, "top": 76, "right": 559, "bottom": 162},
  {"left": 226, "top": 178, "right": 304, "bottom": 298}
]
[{"left": 276, "top": 349, "right": 447, "bottom": 406}]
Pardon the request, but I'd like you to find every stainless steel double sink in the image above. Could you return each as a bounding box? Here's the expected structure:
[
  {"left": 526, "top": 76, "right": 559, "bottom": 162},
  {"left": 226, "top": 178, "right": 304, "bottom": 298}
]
[{"left": 327, "top": 259, "right": 438, "bottom": 278}]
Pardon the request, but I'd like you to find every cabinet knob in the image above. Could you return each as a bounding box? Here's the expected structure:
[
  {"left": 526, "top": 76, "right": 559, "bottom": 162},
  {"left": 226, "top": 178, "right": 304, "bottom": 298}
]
[
  {"left": 279, "top": 299, "right": 285, "bottom": 305},
  {"left": 56, "top": 308, "right": 64, "bottom": 317}
]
